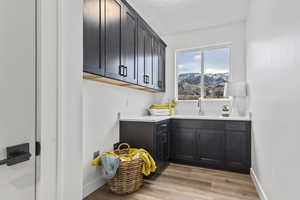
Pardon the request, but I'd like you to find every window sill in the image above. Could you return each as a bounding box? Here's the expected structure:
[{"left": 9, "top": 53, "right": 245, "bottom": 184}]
[{"left": 176, "top": 97, "right": 232, "bottom": 103}]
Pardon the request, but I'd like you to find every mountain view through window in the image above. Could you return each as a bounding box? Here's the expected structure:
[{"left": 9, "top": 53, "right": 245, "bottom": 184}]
[{"left": 177, "top": 47, "right": 230, "bottom": 100}]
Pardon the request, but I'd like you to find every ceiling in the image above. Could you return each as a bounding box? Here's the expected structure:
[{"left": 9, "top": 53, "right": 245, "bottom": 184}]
[{"left": 127, "top": 0, "right": 250, "bottom": 36}]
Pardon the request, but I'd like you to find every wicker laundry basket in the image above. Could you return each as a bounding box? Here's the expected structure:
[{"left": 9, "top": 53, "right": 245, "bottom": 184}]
[{"left": 107, "top": 143, "right": 143, "bottom": 194}]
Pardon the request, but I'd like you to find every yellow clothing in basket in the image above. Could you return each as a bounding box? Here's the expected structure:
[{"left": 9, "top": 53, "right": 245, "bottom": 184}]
[{"left": 92, "top": 148, "right": 156, "bottom": 176}]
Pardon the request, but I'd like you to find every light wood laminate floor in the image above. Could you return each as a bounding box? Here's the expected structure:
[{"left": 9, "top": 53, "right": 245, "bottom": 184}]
[{"left": 85, "top": 163, "right": 259, "bottom": 200}]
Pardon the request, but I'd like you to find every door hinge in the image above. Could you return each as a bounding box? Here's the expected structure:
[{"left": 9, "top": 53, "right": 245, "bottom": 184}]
[{"left": 36, "top": 141, "right": 41, "bottom": 156}]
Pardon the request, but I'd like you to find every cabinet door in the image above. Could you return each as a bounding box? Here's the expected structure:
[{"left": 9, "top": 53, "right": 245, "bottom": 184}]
[
  {"left": 171, "top": 128, "right": 196, "bottom": 162},
  {"left": 158, "top": 43, "right": 166, "bottom": 91},
  {"left": 83, "top": 0, "right": 103, "bottom": 75},
  {"left": 152, "top": 38, "right": 159, "bottom": 89},
  {"left": 137, "top": 23, "right": 146, "bottom": 86},
  {"left": 121, "top": 6, "right": 137, "bottom": 84},
  {"left": 196, "top": 129, "right": 225, "bottom": 168},
  {"left": 156, "top": 131, "right": 169, "bottom": 161},
  {"left": 144, "top": 30, "right": 154, "bottom": 88},
  {"left": 225, "top": 130, "right": 251, "bottom": 172},
  {"left": 137, "top": 22, "right": 153, "bottom": 88},
  {"left": 104, "top": 0, "right": 123, "bottom": 80}
]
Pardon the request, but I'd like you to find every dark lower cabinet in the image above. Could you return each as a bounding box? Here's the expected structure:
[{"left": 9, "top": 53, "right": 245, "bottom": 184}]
[
  {"left": 120, "top": 120, "right": 170, "bottom": 174},
  {"left": 171, "top": 119, "right": 251, "bottom": 174},
  {"left": 225, "top": 130, "right": 251, "bottom": 173},
  {"left": 120, "top": 119, "right": 251, "bottom": 174},
  {"left": 156, "top": 130, "right": 170, "bottom": 162},
  {"left": 171, "top": 128, "right": 196, "bottom": 162},
  {"left": 196, "top": 129, "right": 225, "bottom": 168}
]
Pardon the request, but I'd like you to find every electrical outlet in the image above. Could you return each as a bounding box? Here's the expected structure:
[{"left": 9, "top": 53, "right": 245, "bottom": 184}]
[{"left": 93, "top": 151, "right": 100, "bottom": 159}]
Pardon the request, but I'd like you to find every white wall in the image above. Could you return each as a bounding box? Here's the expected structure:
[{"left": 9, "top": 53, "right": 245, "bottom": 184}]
[
  {"left": 247, "top": 0, "right": 300, "bottom": 199},
  {"left": 82, "top": 81, "right": 155, "bottom": 197},
  {"left": 156, "top": 22, "right": 247, "bottom": 116}
]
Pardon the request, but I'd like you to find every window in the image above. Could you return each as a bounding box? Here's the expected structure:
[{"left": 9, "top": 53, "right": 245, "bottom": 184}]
[{"left": 176, "top": 46, "right": 230, "bottom": 100}]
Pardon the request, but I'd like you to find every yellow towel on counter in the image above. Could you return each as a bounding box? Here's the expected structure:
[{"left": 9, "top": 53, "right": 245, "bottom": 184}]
[
  {"left": 92, "top": 148, "right": 156, "bottom": 176},
  {"left": 149, "top": 104, "right": 171, "bottom": 109}
]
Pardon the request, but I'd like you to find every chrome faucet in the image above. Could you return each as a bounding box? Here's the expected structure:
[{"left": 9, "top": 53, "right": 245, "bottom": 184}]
[{"left": 197, "top": 97, "right": 203, "bottom": 115}]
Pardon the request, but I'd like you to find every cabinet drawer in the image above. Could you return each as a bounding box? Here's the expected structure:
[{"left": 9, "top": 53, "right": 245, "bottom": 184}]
[
  {"left": 172, "top": 119, "right": 224, "bottom": 130},
  {"left": 157, "top": 122, "right": 168, "bottom": 132},
  {"left": 225, "top": 121, "right": 249, "bottom": 131}
]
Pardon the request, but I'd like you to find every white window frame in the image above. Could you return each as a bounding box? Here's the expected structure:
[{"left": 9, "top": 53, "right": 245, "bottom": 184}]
[{"left": 175, "top": 43, "right": 232, "bottom": 102}]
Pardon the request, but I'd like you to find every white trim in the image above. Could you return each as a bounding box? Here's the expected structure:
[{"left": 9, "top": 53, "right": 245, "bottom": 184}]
[
  {"left": 250, "top": 168, "right": 269, "bottom": 200},
  {"left": 36, "top": 0, "right": 59, "bottom": 200},
  {"left": 175, "top": 42, "right": 233, "bottom": 53},
  {"left": 55, "top": 0, "right": 84, "bottom": 199},
  {"left": 83, "top": 179, "right": 105, "bottom": 198},
  {"left": 56, "top": 0, "right": 63, "bottom": 199},
  {"left": 177, "top": 97, "right": 233, "bottom": 103},
  {"left": 174, "top": 43, "right": 232, "bottom": 101}
]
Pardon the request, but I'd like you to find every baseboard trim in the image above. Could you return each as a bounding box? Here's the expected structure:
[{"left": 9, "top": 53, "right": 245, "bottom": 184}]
[
  {"left": 83, "top": 178, "right": 105, "bottom": 199},
  {"left": 250, "top": 168, "right": 268, "bottom": 200}
]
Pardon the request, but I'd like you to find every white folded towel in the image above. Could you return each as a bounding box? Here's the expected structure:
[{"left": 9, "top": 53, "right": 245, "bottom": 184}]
[{"left": 149, "top": 109, "right": 170, "bottom": 116}]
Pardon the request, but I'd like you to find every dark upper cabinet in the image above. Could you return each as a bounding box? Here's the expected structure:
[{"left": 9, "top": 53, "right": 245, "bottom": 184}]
[
  {"left": 121, "top": 6, "right": 138, "bottom": 83},
  {"left": 137, "top": 23, "right": 145, "bottom": 86},
  {"left": 137, "top": 21, "right": 153, "bottom": 87},
  {"left": 104, "top": 0, "right": 123, "bottom": 80},
  {"left": 103, "top": 0, "right": 138, "bottom": 83},
  {"left": 137, "top": 21, "right": 166, "bottom": 90},
  {"left": 152, "top": 38, "right": 159, "bottom": 89},
  {"left": 196, "top": 129, "right": 225, "bottom": 168},
  {"left": 158, "top": 43, "right": 166, "bottom": 91},
  {"left": 84, "top": 0, "right": 166, "bottom": 91},
  {"left": 83, "top": 0, "right": 103, "bottom": 75}
]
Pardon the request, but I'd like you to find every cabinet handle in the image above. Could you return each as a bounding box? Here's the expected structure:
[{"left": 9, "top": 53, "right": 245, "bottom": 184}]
[
  {"left": 119, "top": 65, "right": 124, "bottom": 76},
  {"left": 124, "top": 66, "right": 128, "bottom": 77},
  {"left": 160, "top": 124, "right": 167, "bottom": 127},
  {"left": 144, "top": 75, "right": 149, "bottom": 84},
  {"left": 158, "top": 81, "right": 162, "bottom": 88}
]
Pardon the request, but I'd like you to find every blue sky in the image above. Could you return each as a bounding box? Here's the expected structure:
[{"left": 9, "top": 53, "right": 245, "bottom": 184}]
[{"left": 177, "top": 48, "right": 230, "bottom": 74}]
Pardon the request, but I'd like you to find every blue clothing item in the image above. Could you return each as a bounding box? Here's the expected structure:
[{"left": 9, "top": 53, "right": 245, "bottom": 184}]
[{"left": 101, "top": 154, "right": 120, "bottom": 181}]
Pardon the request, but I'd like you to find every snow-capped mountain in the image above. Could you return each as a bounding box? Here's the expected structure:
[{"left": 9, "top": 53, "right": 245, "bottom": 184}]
[{"left": 178, "top": 72, "right": 229, "bottom": 87}]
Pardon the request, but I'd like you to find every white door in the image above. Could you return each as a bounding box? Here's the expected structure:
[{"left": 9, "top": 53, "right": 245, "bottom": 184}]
[{"left": 0, "top": 0, "right": 36, "bottom": 199}]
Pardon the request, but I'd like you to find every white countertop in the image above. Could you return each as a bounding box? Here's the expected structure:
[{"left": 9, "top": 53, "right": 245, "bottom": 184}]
[{"left": 120, "top": 114, "right": 251, "bottom": 122}]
